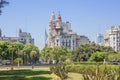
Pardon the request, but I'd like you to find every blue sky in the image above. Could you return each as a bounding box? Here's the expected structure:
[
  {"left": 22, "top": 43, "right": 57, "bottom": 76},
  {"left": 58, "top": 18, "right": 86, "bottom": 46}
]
[{"left": 0, "top": 0, "right": 120, "bottom": 49}]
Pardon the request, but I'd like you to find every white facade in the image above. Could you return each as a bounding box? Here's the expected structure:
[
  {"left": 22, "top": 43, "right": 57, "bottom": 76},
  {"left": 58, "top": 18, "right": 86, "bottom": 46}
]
[
  {"left": 47, "top": 12, "right": 79, "bottom": 50},
  {"left": 104, "top": 26, "right": 120, "bottom": 51}
]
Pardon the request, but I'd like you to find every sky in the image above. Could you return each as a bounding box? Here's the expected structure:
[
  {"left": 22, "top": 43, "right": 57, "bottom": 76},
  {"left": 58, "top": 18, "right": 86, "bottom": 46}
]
[{"left": 0, "top": 0, "right": 120, "bottom": 50}]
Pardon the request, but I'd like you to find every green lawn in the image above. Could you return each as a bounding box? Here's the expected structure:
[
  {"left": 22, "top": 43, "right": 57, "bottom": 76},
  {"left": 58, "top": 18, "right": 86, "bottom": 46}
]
[
  {"left": 67, "top": 73, "right": 83, "bottom": 80},
  {"left": 0, "top": 67, "right": 52, "bottom": 80},
  {"left": 0, "top": 66, "right": 84, "bottom": 80}
]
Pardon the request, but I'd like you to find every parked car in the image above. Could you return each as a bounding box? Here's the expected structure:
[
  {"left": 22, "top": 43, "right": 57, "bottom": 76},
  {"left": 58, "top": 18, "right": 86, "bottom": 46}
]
[{"left": 2, "top": 60, "right": 11, "bottom": 65}]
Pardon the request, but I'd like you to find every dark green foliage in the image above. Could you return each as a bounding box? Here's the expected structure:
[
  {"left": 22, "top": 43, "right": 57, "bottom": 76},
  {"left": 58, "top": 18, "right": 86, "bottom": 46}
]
[
  {"left": 8, "top": 42, "right": 24, "bottom": 60},
  {"left": 0, "top": 0, "right": 9, "bottom": 15},
  {"left": 14, "top": 58, "right": 23, "bottom": 64},
  {"left": 0, "top": 41, "right": 39, "bottom": 64},
  {"left": 72, "top": 44, "right": 115, "bottom": 62},
  {"left": 0, "top": 41, "right": 11, "bottom": 60},
  {"left": 23, "top": 44, "right": 39, "bottom": 64},
  {"left": 90, "top": 52, "right": 106, "bottom": 62},
  {"left": 40, "top": 46, "right": 72, "bottom": 63}
]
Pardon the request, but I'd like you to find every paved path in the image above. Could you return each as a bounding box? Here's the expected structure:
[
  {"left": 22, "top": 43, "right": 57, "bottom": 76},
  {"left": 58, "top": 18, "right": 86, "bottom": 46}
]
[{"left": 0, "top": 65, "right": 51, "bottom": 71}]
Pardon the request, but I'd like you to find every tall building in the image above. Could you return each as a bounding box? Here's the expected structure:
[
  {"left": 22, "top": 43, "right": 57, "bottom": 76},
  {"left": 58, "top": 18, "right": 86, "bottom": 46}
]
[
  {"left": 47, "top": 12, "right": 90, "bottom": 50},
  {"left": 18, "top": 29, "right": 34, "bottom": 44},
  {"left": 104, "top": 26, "right": 120, "bottom": 51},
  {"left": 95, "top": 33, "right": 104, "bottom": 45}
]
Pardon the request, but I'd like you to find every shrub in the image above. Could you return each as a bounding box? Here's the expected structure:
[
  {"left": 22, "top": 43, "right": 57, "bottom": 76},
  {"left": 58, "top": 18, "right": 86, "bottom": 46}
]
[
  {"left": 50, "top": 63, "right": 68, "bottom": 80},
  {"left": 74, "top": 62, "right": 103, "bottom": 65},
  {"left": 14, "top": 58, "right": 23, "bottom": 64},
  {"left": 66, "top": 64, "right": 120, "bottom": 80},
  {"left": 90, "top": 52, "right": 106, "bottom": 62}
]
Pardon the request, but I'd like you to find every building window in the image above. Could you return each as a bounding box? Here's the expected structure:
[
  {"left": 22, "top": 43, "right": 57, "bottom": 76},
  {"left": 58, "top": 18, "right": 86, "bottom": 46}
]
[
  {"left": 69, "top": 40, "right": 71, "bottom": 47},
  {"left": 66, "top": 40, "right": 67, "bottom": 46},
  {"left": 73, "top": 40, "right": 74, "bottom": 46},
  {"left": 113, "top": 37, "right": 115, "bottom": 41},
  {"left": 62, "top": 40, "right": 64, "bottom": 46}
]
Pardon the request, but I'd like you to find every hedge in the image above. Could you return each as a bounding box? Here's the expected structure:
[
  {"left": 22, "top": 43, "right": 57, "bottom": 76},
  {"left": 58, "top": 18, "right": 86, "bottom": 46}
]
[
  {"left": 65, "top": 64, "right": 120, "bottom": 80},
  {"left": 73, "top": 62, "right": 103, "bottom": 65}
]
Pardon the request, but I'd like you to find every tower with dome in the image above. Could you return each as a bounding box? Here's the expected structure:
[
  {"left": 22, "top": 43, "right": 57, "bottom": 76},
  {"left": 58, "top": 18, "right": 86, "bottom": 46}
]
[{"left": 47, "top": 12, "right": 82, "bottom": 50}]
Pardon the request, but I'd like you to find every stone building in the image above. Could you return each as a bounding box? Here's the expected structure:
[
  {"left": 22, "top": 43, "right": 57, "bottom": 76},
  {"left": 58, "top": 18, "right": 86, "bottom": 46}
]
[
  {"left": 104, "top": 26, "right": 120, "bottom": 51},
  {"left": 47, "top": 12, "right": 90, "bottom": 50}
]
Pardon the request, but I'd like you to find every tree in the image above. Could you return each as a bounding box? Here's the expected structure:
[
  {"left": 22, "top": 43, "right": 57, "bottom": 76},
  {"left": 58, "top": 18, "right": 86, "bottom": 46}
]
[
  {"left": 40, "top": 46, "right": 71, "bottom": 64},
  {"left": 0, "top": 41, "right": 10, "bottom": 60},
  {"left": 0, "top": 0, "right": 9, "bottom": 15},
  {"left": 13, "top": 42, "right": 24, "bottom": 61},
  {"left": 51, "top": 46, "right": 67, "bottom": 62},
  {"left": 30, "top": 50, "right": 37, "bottom": 64},
  {"left": 8, "top": 42, "right": 24, "bottom": 60},
  {"left": 40, "top": 46, "right": 53, "bottom": 62},
  {"left": 22, "top": 51, "right": 28, "bottom": 64},
  {"left": 23, "top": 44, "right": 39, "bottom": 64},
  {"left": 0, "top": 41, "right": 24, "bottom": 60},
  {"left": 14, "top": 58, "right": 23, "bottom": 65},
  {"left": 0, "top": 41, "right": 39, "bottom": 65},
  {"left": 107, "top": 53, "right": 120, "bottom": 61},
  {"left": 8, "top": 42, "right": 16, "bottom": 70},
  {"left": 90, "top": 52, "right": 106, "bottom": 62},
  {"left": 72, "top": 44, "right": 115, "bottom": 62}
]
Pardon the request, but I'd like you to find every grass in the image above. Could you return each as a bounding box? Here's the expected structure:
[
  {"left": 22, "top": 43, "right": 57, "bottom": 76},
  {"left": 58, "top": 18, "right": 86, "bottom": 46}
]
[
  {"left": 0, "top": 66, "right": 86, "bottom": 80},
  {"left": 0, "top": 67, "right": 52, "bottom": 80},
  {"left": 67, "top": 73, "right": 83, "bottom": 80}
]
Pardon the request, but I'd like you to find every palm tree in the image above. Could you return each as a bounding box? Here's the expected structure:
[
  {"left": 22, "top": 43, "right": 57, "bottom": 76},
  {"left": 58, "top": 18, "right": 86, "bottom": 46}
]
[
  {"left": 23, "top": 52, "right": 26, "bottom": 64},
  {"left": 8, "top": 44, "right": 15, "bottom": 70},
  {"left": 30, "top": 50, "right": 37, "bottom": 64},
  {"left": 17, "top": 49, "right": 23, "bottom": 67}
]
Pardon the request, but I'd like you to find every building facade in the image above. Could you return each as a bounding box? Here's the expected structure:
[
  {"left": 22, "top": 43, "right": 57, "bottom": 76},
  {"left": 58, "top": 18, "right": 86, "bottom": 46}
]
[
  {"left": 0, "top": 36, "right": 18, "bottom": 42},
  {"left": 79, "top": 35, "right": 90, "bottom": 45},
  {"left": 18, "top": 29, "right": 34, "bottom": 44},
  {"left": 0, "top": 28, "right": 34, "bottom": 44},
  {"left": 0, "top": 28, "right": 18, "bottom": 42},
  {"left": 47, "top": 12, "right": 90, "bottom": 50},
  {"left": 104, "top": 26, "right": 120, "bottom": 51},
  {"left": 95, "top": 33, "right": 104, "bottom": 45}
]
